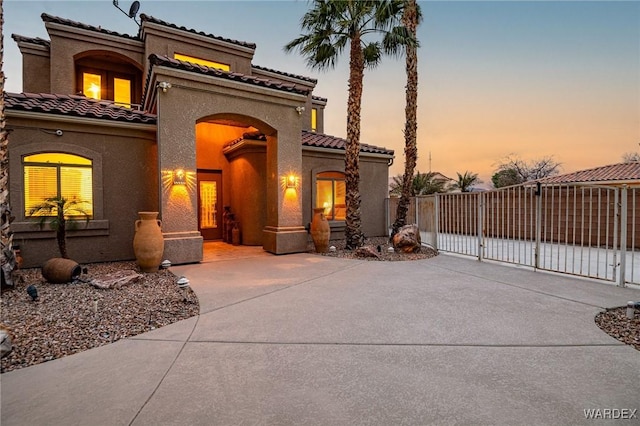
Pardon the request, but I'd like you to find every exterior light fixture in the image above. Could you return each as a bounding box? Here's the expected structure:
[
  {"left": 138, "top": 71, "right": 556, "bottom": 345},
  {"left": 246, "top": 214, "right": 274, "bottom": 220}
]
[
  {"left": 27, "top": 285, "right": 38, "bottom": 301},
  {"left": 158, "top": 81, "right": 172, "bottom": 93},
  {"left": 173, "top": 169, "right": 186, "bottom": 185},
  {"left": 177, "top": 276, "right": 190, "bottom": 302},
  {"left": 628, "top": 301, "right": 640, "bottom": 319},
  {"left": 295, "top": 106, "right": 305, "bottom": 115},
  {"left": 287, "top": 175, "right": 298, "bottom": 188}
]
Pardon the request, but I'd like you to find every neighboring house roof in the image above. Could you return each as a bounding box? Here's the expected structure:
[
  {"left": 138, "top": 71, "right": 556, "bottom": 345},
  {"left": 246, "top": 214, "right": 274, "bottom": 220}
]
[
  {"left": 41, "top": 13, "right": 138, "bottom": 40},
  {"left": 301, "top": 130, "right": 394, "bottom": 156},
  {"left": 5, "top": 92, "right": 157, "bottom": 125},
  {"left": 431, "top": 172, "right": 454, "bottom": 182},
  {"left": 252, "top": 65, "right": 317, "bottom": 84},
  {"left": 533, "top": 162, "right": 640, "bottom": 185},
  {"left": 11, "top": 34, "right": 51, "bottom": 48},
  {"left": 148, "top": 54, "right": 311, "bottom": 96},
  {"left": 139, "top": 14, "right": 256, "bottom": 50}
]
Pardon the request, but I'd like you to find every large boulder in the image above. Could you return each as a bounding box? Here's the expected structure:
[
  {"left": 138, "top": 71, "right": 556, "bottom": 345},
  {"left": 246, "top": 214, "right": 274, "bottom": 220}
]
[{"left": 392, "top": 224, "right": 422, "bottom": 253}]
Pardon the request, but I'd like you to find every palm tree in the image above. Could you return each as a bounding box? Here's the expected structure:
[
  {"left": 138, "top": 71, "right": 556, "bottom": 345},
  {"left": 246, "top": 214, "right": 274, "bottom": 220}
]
[
  {"left": 453, "top": 171, "right": 481, "bottom": 192},
  {"left": 0, "top": 1, "right": 15, "bottom": 286},
  {"left": 391, "top": 0, "right": 421, "bottom": 237},
  {"left": 286, "top": 0, "right": 414, "bottom": 249},
  {"left": 389, "top": 171, "right": 447, "bottom": 196},
  {"left": 29, "top": 197, "right": 90, "bottom": 259}
]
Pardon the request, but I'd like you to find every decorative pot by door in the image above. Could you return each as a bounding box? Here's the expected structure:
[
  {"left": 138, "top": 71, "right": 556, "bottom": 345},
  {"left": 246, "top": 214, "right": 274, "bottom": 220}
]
[
  {"left": 133, "top": 211, "right": 164, "bottom": 272},
  {"left": 310, "top": 207, "right": 330, "bottom": 253}
]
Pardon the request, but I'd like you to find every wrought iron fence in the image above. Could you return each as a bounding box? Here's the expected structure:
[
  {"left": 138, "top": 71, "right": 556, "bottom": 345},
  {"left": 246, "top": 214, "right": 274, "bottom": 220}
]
[{"left": 387, "top": 183, "right": 640, "bottom": 287}]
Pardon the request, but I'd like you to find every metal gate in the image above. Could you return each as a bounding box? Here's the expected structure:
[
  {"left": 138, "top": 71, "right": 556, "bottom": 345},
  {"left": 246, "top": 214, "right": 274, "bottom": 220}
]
[{"left": 387, "top": 183, "right": 640, "bottom": 287}]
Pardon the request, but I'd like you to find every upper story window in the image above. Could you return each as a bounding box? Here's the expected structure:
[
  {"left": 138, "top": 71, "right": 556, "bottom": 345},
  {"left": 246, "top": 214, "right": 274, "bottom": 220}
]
[
  {"left": 79, "top": 68, "right": 134, "bottom": 107},
  {"left": 23, "top": 153, "right": 93, "bottom": 218},
  {"left": 316, "top": 171, "right": 345, "bottom": 221},
  {"left": 174, "top": 53, "right": 230, "bottom": 71},
  {"left": 311, "top": 108, "right": 318, "bottom": 133},
  {"left": 76, "top": 54, "right": 142, "bottom": 108}
]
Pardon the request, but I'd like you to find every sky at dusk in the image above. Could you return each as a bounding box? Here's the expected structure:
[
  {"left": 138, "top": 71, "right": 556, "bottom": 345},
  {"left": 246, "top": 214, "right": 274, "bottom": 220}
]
[{"left": 4, "top": 0, "right": 639, "bottom": 186}]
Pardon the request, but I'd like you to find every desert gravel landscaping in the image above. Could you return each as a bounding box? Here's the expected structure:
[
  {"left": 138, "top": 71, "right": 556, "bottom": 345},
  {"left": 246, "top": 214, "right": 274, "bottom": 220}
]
[{"left": 1, "top": 262, "right": 199, "bottom": 373}]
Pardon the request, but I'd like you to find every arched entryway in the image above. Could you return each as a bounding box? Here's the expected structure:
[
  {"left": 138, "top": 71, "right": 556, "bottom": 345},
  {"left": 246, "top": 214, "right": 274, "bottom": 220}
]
[{"left": 195, "top": 114, "right": 274, "bottom": 246}]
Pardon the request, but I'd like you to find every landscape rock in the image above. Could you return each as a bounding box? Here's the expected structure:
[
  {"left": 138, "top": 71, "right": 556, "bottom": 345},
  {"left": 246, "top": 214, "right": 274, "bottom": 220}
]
[
  {"left": 90, "top": 270, "right": 143, "bottom": 289},
  {"left": 354, "top": 246, "right": 380, "bottom": 259},
  {"left": 0, "top": 325, "right": 13, "bottom": 358},
  {"left": 392, "top": 224, "right": 422, "bottom": 253}
]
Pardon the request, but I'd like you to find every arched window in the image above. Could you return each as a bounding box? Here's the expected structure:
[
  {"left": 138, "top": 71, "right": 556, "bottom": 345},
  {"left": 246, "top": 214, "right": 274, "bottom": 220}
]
[
  {"left": 316, "top": 171, "right": 345, "bottom": 221},
  {"left": 23, "top": 153, "right": 93, "bottom": 217}
]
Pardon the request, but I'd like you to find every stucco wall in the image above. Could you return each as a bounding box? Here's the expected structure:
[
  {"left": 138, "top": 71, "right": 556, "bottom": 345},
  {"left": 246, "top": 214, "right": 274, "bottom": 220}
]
[
  {"left": 21, "top": 53, "right": 51, "bottom": 94},
  {"left": 46, "top": 24, "right": 144, "bottom": 95},
  {"left": 8, "top": 115, "right": 158, "bottom": 268},
  {"left": 227, "top": 145, "right": 267, "bottom": 245},
  {"left": 142, "top": 25, "right": 254, "bottom": 77},
  {"left": 302, "top": 150, "right": 391, "bottom": 240}
]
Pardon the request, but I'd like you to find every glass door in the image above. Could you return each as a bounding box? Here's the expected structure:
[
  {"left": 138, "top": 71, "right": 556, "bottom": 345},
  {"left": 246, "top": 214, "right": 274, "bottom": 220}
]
[{"left": 197, "top": 170, "right": 223, "bottom": 240}]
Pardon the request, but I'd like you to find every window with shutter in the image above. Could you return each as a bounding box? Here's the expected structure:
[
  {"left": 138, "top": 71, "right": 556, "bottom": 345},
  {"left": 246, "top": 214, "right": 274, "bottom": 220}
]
[{"left": 23, "top": 153, "right": 93, "bottom": 217}]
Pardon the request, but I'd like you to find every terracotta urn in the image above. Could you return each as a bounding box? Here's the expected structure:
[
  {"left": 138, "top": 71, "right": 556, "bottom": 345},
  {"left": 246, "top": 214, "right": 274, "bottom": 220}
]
[
  {"left": 310, "top": 207, "right": 330, "bottom": 253},
  {"left": 41, "top": 258, "right": 81, "bottom": 283},
  {"left": 133, "top": 212, "right": 164, "bottom": 272}
]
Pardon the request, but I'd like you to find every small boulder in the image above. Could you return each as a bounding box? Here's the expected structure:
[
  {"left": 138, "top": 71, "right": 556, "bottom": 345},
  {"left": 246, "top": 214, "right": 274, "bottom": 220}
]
[
  {"left": 90, "top": 270, "right": 143, "bottom": 289},
  {"left": 392, "top": 224, "right": 422, "bottom": 253},
  {"left": 0, "top": 325, "right": 13, "bottom": 358},
  {"left": 354, "top": 246, "right": 381, "bottom": 259}
]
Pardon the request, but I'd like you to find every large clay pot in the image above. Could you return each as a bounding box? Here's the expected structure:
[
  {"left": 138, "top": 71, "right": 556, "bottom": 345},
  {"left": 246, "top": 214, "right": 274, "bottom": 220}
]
[
  {"left": 133, "top": 212, "right": 164, "bottom": 272},
  {"left": 310, "top": 207, "right": 330, "bottom": 253},
  {"left": 42, "top": 258, "right": 81, "bottom": 283}
]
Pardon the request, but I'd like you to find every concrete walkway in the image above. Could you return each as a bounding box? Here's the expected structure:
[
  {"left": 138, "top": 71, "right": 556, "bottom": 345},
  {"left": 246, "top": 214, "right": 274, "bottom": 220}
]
[{"left": 2, "top": 251, "right": 639, "bottom": 425}]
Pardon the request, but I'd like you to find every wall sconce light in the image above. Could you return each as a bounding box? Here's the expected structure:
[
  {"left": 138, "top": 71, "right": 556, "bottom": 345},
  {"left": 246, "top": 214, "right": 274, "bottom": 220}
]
[
  {"left": 173, "top": 169, "right": 186, "bottom": 185},
  {"left": 295, "top": 106, "right": 305, "bottom": 115},
  {"left": 158, "top": 81, "right": 172, "bottom": 93},
  {"left": 286, "top": 175, "right": 298, "bottom": 188}
]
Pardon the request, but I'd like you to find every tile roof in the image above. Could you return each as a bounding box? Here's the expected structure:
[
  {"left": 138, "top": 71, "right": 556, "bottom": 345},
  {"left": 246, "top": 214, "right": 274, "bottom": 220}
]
[
  {"left": 41, "top": 13, "right": 138, "bottom": 40},
  {"left": 223, "top": 131, "right": 394, "bottom": 156},
  {"left": 301, "top": 130, "right": 394, "bottom": 156},
  {"left": 252, "top": 65, "right": 317, "bottom": 84},
  {"left": 534, "top": 162, "right": 640, "bottom": 184},
  {"left": 11, "top": 34, "right": 51, "bottom": 48},
  {"left": 5, "top": 93, "right": 157, "bottom": 125},
  {"left": 312, "top": 95, "right": 328, "bottom": 103},
  {"left": 139, "top": 14, "right": 256, "bottom": 50},
  {"left": 148, "top": 54, "right": 311, "bottom": 96}
]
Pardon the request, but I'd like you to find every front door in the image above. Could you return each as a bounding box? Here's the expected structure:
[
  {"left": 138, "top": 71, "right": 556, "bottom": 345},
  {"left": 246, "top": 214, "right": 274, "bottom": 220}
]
[{"left": 197, "top": 170, "right": 223, "bottom": 240}]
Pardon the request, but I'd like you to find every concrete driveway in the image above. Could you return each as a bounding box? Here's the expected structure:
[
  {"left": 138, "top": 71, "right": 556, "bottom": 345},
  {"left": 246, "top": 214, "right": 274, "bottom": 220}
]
[{"left": 2, "top": 251, "right": 639, "bottom": 425}]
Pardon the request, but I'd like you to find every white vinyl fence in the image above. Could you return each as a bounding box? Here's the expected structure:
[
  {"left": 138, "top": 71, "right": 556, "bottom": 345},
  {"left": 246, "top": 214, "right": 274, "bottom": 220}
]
[{"left": 387, "top": 183, "right": 640, "bottom": 287}]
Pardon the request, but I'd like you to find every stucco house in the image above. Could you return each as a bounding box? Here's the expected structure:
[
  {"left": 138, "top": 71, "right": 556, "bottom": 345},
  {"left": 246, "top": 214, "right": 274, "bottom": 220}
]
[{"left": 7, "top": 13, "right": 394, "bottom": 268}]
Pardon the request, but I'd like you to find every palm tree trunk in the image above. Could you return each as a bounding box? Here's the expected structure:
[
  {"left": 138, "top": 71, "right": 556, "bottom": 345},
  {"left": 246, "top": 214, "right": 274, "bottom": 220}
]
[
  {"left": 0, "top": 0, "right": 16, "bottom": 286},
  {"left": 57, "top": 211, "right": 68, "bottom": 258},
  {"left": 344, "top": 32, "right": 365, "bottom": 250},
  {"left": 392, "top": 0, "right": 419, "bottom": 238}
]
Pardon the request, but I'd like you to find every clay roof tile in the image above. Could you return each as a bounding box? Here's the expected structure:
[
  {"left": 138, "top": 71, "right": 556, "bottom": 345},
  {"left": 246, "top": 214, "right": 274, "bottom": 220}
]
[
  {"left": 5, "top": 92, "right": 157, "bottom": 125},
  {"left": 301, "top": 130, "right": 393, "bottom": 156}
]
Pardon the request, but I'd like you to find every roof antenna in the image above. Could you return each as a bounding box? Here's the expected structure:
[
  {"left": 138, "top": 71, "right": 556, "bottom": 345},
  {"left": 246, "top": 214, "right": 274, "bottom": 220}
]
[{"left": 113, "top": 0, "right": 141, "bottom": 26}]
